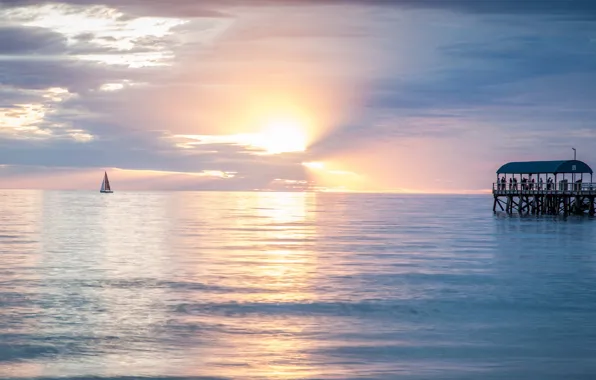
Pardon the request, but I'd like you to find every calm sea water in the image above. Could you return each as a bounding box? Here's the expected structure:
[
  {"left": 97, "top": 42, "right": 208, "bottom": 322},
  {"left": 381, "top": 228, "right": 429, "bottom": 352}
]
[{"left": 1, "top": 190, "right": 596, "bottom": 380}]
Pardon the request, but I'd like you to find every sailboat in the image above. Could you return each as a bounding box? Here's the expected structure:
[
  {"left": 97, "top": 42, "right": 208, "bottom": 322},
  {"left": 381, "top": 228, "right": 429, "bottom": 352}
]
[{"left": 100, "top": 171, "right": 113, "bottom": 193}]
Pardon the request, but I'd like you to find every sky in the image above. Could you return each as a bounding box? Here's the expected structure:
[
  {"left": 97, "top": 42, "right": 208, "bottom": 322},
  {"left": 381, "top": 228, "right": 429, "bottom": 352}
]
[{"left": 1, "top": 0, "right": 596, "bottom": 192}]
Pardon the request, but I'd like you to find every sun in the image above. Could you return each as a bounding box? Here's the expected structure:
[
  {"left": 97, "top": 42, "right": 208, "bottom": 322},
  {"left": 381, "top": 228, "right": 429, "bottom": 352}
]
[{"left": 252, "top": 120, "right": 308, "bottom": 154}]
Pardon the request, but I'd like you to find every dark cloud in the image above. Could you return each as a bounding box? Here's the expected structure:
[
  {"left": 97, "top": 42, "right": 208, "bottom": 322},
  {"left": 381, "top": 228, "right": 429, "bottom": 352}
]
[
  {"left": 0, "top": 0, "right": 231, "bottom": 18},
  {"left": 412, "top": 0, "right": 596, "bottom": 18},
  {"left": 3, "top": 0, "right": 596, "bottom": 18},
  {"left": 0, "top": 26, "right": 66, "bottom": 54},
  {"left": 367, "top": 27, "right": 596, "bottom": 114},
  {"left": 441, "top": 35, "right": 596, "bottom": 77},
  {"left": 0, "top": 86, "right": 47, "bottom": 105},
  {"left": 0, "top": 58, "right": 159, "bottom": 91}
]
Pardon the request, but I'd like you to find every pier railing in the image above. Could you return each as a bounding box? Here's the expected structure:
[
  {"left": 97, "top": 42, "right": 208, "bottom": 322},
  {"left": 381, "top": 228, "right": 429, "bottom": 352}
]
[{"left": 493, "top": 182, "right": 596, "bottom": 194}]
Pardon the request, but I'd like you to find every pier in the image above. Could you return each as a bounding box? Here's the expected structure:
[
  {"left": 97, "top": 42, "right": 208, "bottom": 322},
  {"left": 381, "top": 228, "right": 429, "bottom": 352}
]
[{"left": 492, "top": 160, "right": 595, "bottom": 216}]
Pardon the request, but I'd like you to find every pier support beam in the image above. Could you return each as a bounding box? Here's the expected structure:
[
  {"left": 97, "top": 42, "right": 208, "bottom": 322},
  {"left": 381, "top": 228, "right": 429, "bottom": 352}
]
[{"left": 493, "top": 185, "right": 595, "bottom": 216}]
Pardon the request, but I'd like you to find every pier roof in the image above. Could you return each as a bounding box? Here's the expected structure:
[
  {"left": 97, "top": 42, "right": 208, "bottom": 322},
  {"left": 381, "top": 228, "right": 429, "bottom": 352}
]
[{"left": 497, "top": 160, "right": 593, "bottom": 174}]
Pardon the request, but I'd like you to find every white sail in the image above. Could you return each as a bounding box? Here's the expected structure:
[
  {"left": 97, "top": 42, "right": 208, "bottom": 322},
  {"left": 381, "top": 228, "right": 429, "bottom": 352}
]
[{"left": 100, "top": 177, "right": 106, "bottom": 192}]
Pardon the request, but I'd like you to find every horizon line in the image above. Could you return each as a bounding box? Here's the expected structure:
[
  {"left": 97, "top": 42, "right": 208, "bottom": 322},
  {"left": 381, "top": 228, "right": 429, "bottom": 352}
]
[{"left": 0, "top": 188, "right": 493, "bottom": 195}]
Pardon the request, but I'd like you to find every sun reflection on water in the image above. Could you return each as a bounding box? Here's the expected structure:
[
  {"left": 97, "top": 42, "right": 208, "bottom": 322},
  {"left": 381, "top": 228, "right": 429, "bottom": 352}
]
[
  {"left": 165, "top": 192, "right": 323, "bottom": 378},
  {"left": 169, "top": 192, "right": 318, "bottom": 300}
]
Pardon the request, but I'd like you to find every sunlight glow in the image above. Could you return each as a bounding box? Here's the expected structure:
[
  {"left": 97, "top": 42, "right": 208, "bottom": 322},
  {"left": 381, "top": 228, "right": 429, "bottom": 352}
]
[
  {"left": 302, "top": 162, "right": 325, "bottom": 170},
  {"left": 302, "top": 159, "right": 364, "bottom": 192},
  {"left": 173, "top": 119, "right": 309, "bottom": 155},
  {"left": 251, "top": 120, "right": 307, "bottom": 154}
]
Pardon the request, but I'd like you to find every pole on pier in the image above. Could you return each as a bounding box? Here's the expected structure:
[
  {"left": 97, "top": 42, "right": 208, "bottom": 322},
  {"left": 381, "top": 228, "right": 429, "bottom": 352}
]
[{"left": 572, "top": 148, "right": 577, "bottom": 183}]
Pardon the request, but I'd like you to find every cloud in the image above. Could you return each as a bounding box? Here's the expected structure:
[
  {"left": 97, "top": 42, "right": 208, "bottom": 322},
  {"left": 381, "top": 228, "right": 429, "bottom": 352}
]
[
  {"left": 3, "top": 0, "right": 596, "bottom": 18},
  {"left": 400, "top": 0, "right": 596, "bottom": 19},
  {"left": 0, "top": 85, "right": 94, "bottom": 141},
  {"left": 0, "top": 59, "right": 137, "bottom": 91},
  {"left": 0, "top": 26, "right": 67, "bottom": 54},
  {"left": 0, "top": 2, "right": 189, "bottom": 67}
]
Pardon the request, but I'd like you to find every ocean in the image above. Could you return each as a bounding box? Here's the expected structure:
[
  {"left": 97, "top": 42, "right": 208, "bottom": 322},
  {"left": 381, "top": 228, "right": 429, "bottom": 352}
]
[{"left": 1, "top": 190, "right": 596, "bottom": 379}]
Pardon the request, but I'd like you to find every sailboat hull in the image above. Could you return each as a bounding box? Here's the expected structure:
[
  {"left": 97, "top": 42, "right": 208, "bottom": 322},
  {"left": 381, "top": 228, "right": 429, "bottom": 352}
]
[{"left": 100, "top": 190, "right": 113, "bottom": 193}]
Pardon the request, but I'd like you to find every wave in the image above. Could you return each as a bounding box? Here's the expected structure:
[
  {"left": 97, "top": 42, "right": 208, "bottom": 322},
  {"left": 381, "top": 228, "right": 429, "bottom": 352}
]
[{"left": 173, "top": 300, "right": 437, "bottom": 319}]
